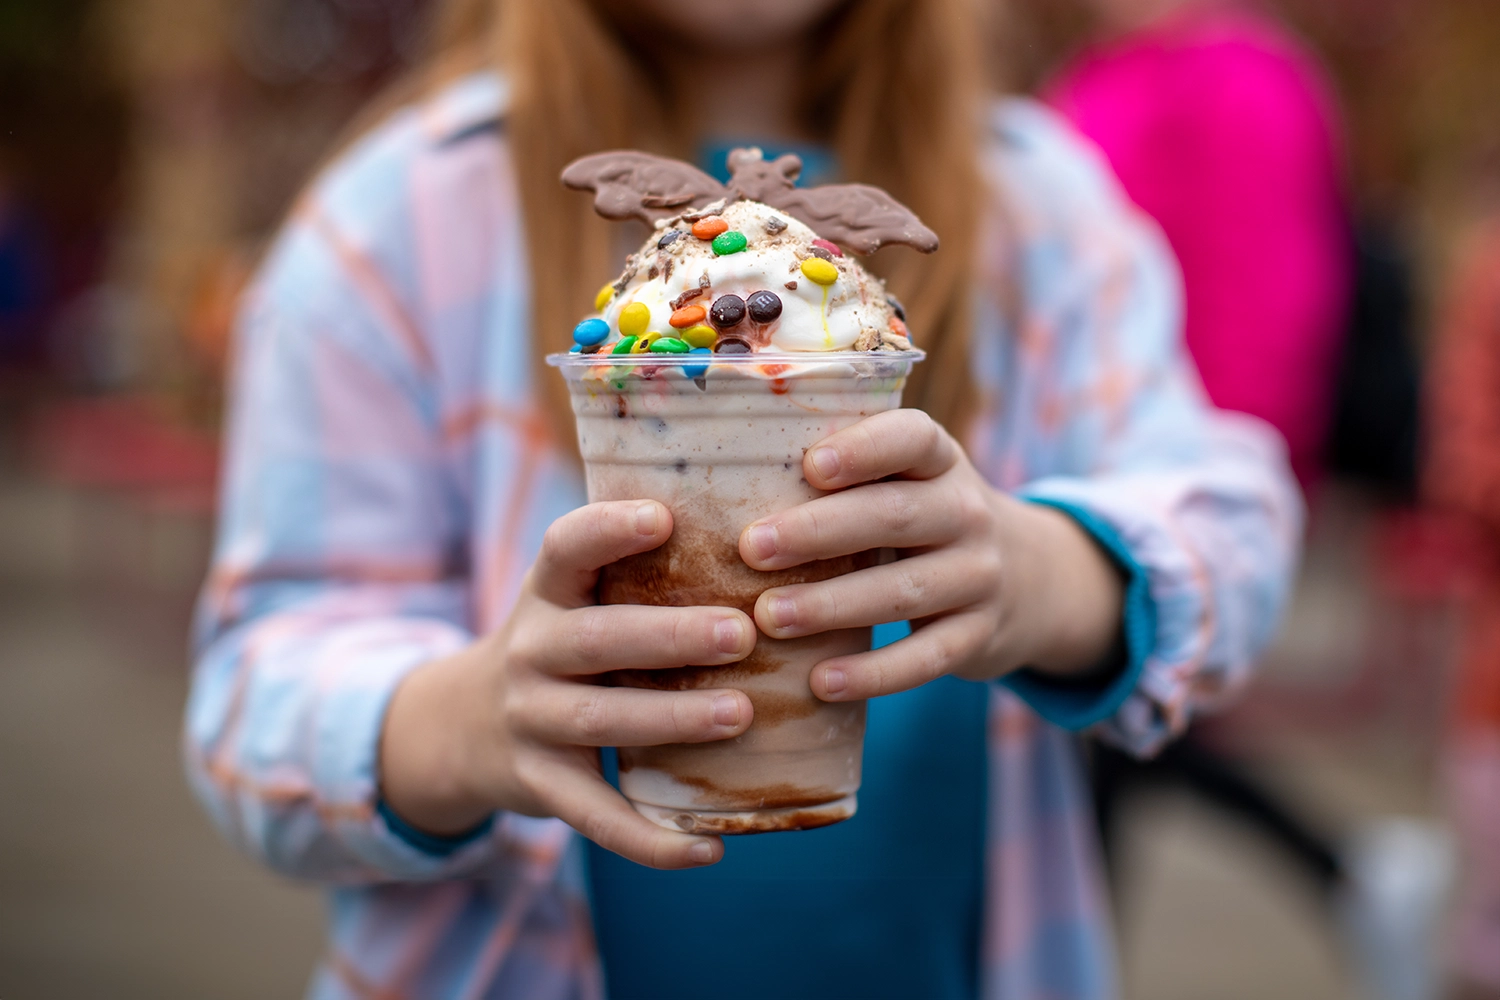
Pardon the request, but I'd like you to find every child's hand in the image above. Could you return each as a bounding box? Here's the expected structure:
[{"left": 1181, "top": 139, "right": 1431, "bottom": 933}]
[
  {"left": 739, "top": 409, "right": 1126, "bottom": 702},
  {"left": 379, "top": 500, "right": 756, "bottom": 870}
]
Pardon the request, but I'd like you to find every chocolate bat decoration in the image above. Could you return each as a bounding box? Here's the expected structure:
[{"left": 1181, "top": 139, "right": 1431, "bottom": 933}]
[
  {"left": 560, "top": 147, "right": 939, "bottom": 254},
  {"left": 560, "top": 152, "right": 726, "bottom": 227}
]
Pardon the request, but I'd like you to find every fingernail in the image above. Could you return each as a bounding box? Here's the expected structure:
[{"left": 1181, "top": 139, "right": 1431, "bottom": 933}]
[
  {"left": 635, "top": 503, "right": 659, "bottom": 535},
  {"left": 809, "top": 447, "right": 840, "bottom": 481},
  {"left": 745, "top": 523, "right": 778, "bottom": 561},
  {"left": 767, "top": 596, "right": 796, "bottom": 630},
  {"left": 712, "top": 694, "right": 740, "bottom": 727},
  {"left": 715, "top": 617, "right": 745, "bottom": 653},
  {"left": 822, "top": 667, "right": 847, "bottom": 695},
  {"left": 688, "top": 840, "right": 714, "bottom": 864}
]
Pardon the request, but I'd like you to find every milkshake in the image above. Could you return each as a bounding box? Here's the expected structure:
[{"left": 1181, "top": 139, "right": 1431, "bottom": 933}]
[{"left": 550, "top": 148, "right": 934, "bottom": 834}]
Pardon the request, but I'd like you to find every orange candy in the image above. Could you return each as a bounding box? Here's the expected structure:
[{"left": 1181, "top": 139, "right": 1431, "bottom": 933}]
[
  {"left": 691, "top": 217, "right": 729, "bottom": 241},
  {"left": 670, "top": 304, "right": 707, "bottom": 328}
]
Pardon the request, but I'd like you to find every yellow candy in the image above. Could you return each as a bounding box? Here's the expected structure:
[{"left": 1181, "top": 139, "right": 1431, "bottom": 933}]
[
  {"left": 594, "top": 283, "right": 615, "bottom": 311},
  {"left": 682, "top": 325, "right": 717, "bottom": 349},
  {"left": 630, "top": 330, "right": 662, "bottom": 353},
  {"left": 618, "top": 301, "right": 651, "bottom": 337},
  {"left": 800, "top": 257, "right": 839, "bottom": 286}
]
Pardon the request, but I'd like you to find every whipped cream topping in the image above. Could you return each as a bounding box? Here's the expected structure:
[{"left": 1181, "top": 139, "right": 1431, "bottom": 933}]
[{"left": 590, "top": 199, "right": 911, "bottom": 354}]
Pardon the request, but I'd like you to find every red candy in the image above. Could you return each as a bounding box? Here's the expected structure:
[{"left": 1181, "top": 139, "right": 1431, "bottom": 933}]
[
  {"left": 691, "top": 217, "right": 729, "bottom": 240},
  {"left": 811, "top": 239, "right": 843, "bottom": 257}
]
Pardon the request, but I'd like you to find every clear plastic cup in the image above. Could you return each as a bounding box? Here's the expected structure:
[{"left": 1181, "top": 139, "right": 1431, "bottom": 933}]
[{"left": 548, "top": 350, "right": 921, "bottom": 834}]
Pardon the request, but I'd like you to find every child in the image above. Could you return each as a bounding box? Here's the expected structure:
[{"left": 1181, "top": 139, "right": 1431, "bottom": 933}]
[{"left": 185, "top": 0, "right": 1300, "bottom": 996}]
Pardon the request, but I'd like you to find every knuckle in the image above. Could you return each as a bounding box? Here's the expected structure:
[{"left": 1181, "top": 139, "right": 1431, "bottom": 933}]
[
  {"left": 512, "top": 754, "right": 550, "bottom": 800},
  {"left": 919, "top": 634, "right": 957, "bottom": 682},
  {"left": 573, "top": 691, "right": 611, "bottom": 742},
  {"left": 538, "top": 518, "right": 573, "bottom": 569},
  {"left": 974, "top": 546, "right": 1005, "bottom": 592},
  {"left": 875, "top": 484, "right": 919, "bottom": 534},
  {"left": 508, "top": 620, "right": 546, "bottom": 670},
  {"left": 952, "top": 487, "right": 989, "bottom": 535},
  {"left": 569, "top": 609, "right": 612, "bottom": 667},
  {"left": 669, "top": 610, "right": 708, "bottom": 661},
  {"left": 578, "top": 804, "right": 619, "bottom": 847},
  {"left": 890, "top": 566, "right": 927, "bottom": 617},
  {"left": 500, "top": 683, "right": 532, "bottom": 734},
  {"left": 669, "top": 695, "right": 708, "bottom": 739},
  {"left": 799, "top": 505, "right": 830, "bottom": 548}
]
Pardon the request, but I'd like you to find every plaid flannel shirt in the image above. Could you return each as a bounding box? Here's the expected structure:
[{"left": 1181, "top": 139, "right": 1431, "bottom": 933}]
[{"left": 186, "top": 73, "right": 1301, "bottom": 1000}]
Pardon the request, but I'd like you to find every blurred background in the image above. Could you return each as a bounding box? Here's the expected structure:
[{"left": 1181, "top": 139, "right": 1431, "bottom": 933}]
[{"left": 3, "top": 0, "right": 1500, "bottom": 997}]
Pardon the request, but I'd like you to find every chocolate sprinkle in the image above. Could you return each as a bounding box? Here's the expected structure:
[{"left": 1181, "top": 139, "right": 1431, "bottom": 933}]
[
  {"left": 785, "top": 281, "right": 798, "bottom": 291},
  {"left": 765, "top": 216, "right": 787, "bottom": 234},
  {"left": 670, "top": 286, "right": 704, "bottom": 310},
  {"left": 657, "top": 229, "right": 683, "bottom": 249},
  {"left": 808, "top": 246, "right": 834, "bottom": 262},
  {"left": 710, "top": 294, "right": 746, "bottom": 329}
]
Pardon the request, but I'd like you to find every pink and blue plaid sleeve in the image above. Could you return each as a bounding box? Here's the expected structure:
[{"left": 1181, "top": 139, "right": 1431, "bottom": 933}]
[
  {"left": 994, "top": 102, "right": 1304, "bottom": 756},
  {"left": 184, "top": 126, "right": 499, "bottom": 881}
]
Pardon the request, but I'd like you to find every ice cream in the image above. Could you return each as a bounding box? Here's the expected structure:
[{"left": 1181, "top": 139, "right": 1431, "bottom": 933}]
[
  {"left": 582, "top": 198, "right": 913, "bottom": 355},
  {"left": 550, "top": 149, "right": 934, "bottom": 834},
  {"left": 562, "top": 146, "right": 932, "bottom": 360}
]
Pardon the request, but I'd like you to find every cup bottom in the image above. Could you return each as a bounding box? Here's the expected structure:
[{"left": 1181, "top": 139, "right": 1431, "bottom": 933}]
[{"left": 630, "top": 794, "right": 858, "bottom": 835}]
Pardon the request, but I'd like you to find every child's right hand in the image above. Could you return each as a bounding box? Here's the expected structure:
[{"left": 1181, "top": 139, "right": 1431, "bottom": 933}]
[{"left": 378, "top": 500, "right": 757, "bottom": 869}]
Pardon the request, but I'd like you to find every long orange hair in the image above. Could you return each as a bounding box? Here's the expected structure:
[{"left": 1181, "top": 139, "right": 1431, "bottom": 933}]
[{"left": 385, "top": 0, "right": 987, "bottom": 437}]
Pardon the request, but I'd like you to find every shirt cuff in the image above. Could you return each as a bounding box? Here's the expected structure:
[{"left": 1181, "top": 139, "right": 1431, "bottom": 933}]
[
  {"left": 997, "top": 498, "right": 1158, "bottom": 731},
  {"left": 376, "top": 799, "right": 496, "bottom": 858}
]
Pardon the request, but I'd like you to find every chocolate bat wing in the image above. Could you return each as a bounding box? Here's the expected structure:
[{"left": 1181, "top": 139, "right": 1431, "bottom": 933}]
[
  {"left": 767, "top": 184, "right": 940, "bottom": 255},
  {"left": 561, "top": 151, "right": 728, "bottom": 226}
]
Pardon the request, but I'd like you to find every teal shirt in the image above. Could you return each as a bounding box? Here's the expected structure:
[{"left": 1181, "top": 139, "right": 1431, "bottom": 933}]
[{"left": 587, "top": 622, "right": 990, "bottom": 1000}]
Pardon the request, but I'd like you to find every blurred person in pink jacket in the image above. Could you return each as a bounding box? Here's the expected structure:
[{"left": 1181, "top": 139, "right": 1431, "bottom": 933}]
[{"left": 1046, "top": 0, "right": 1351, "bottom": 487}]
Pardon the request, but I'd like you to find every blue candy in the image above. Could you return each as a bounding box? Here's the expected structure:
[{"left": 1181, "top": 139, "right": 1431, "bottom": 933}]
[
  {"left": 573, "top": 317, "right": 610, "bottom": 345},
  {"left": 683, "top": 346, "right": 711, "bottom": 380},
  {"left": 569, "top": 343, "right": 583, "bottom": 353}
]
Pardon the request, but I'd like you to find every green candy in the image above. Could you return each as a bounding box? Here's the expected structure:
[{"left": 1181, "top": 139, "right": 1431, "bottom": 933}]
[
  {"left": 648, "top": 337, "right": 691, "bottom": 354},
  {"left": 711, "top": 230, "right": 748, "bottom": 256},
  {"left": 611, "top": 335, "right": 638, "bottom": 355}
]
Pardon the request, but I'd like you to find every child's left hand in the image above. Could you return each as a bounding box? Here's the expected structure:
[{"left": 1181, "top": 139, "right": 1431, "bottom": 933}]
[{"left": 739, "top": 408, "right": 1127, "bottom": 702}]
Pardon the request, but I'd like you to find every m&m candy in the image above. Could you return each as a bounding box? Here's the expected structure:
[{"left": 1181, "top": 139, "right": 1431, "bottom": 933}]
[
  {"left": 648, "top": 337, "right": 691, "bottom": 354},
  {"left": 618, "top": 302, "right": 651, "bottom": 337},
  {"left": 800, "top": 257, "right": 838, "bottom": 286},
  {"left": 811, "top": 239, "right": 843, "bottom": 258},
  {"left": 684, "top": 347, "right": 711, "bottom": 379},
  {"left": 670, "top": 304, "right": 706, "bottom": 328},
  {"left": 746, "top": 290, "right": 782, "bottom": 323},
  {"left": 611, "top": 335, "right": 638, "bottom": 354},
  {"left": 594, "top": 284, "right": 615, "bottom": 310},
  {"left": 710, "top": 294, "right": 746, "bottom": 329},
  {"left": 573, "top": 317, "right": 610, "bottom": 345},
  {"left": 691, "top": 217, "right": 729, "bottom": 240},
  {"left": 711, "top": 230, "right": 747, "bottom": 256},
  {"left": 681, "top": 325, "right": 716, "bottom": 349}
]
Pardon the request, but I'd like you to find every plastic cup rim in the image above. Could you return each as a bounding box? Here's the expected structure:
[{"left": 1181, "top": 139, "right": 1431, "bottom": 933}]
[{"left": 547, "top": 348, "right": 926, "bottom": 368}]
